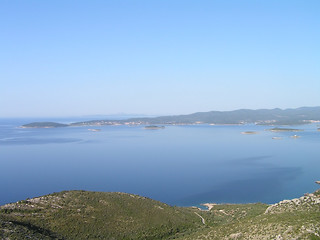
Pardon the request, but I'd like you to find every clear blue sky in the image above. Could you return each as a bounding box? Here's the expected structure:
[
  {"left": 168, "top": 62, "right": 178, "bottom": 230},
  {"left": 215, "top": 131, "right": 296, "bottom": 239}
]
[{"left": 1, "top": 0, "right": 319, "bottom": 117}]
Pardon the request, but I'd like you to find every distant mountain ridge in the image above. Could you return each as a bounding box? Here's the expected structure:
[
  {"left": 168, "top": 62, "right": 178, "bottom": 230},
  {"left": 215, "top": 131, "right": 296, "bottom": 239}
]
[
  {"left": 122, "top": 106, "right": 320, "bottom": 125},
  {"left": 21, "top": 107, "right": 320, "bottom": 127},
  {"left": 71, "top": 106, "right": 320, "bottom": 126}
]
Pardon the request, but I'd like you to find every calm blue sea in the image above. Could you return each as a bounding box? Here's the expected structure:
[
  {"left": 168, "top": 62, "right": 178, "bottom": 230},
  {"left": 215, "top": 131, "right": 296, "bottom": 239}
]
[{"left": 1, "top": 118, "right": 320, "bottom": 206}]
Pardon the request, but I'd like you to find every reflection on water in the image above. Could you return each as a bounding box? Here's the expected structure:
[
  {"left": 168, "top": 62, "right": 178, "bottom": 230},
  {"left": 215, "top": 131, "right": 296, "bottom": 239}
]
[
  {"left": 179, "top": 166, "right": 302, "bottom": 205},
  {"left": 0, "top": 137, "right": 82, "bottom": 145},
  {"left": 0, "top": 120, "right": 319, "bottom": 206}
]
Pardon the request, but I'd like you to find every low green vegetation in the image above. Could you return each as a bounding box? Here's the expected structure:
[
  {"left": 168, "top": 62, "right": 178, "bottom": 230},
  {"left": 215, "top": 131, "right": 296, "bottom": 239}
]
[
  {"left": 0, "top": 191, "right": 202, "bottom": 240},
  {"left": 268, "top": 127, "right": 303, "bottom": 132},
  {"left": 1, "top": 189, "right": 320, "bottom": 239},
  {"left": 177, "top": 194, "right": 320, "bottom": 240},
  {"left": 21, "top": 122, "right": 69, "bottom": 128}
]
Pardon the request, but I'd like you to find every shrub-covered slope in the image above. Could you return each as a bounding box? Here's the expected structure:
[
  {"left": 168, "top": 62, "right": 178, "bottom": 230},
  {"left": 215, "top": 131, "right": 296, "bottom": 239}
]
[
  {"left": 0, "top": 190, "right": 202, "bottom": 240},
  {"left": 1, "top": 189, "right": 320, "bottom": 239},
  {"left": 177, "top": 190, "right": 320, "bottom": 240}
]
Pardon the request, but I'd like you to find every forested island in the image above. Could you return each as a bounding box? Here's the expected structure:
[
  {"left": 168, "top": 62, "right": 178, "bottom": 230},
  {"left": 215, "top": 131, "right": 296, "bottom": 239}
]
[
  {"left": 21, "top": 122, "right": 69, "bottom": 128},
  {"left": 268, "top": 127, "right": 304, "bottom": 132},
  {"left": 21, "top": 107, "right": 320, "bottom": 128},
  {"left": 1, "top": 186, "right": 320, "bottom": 239}
]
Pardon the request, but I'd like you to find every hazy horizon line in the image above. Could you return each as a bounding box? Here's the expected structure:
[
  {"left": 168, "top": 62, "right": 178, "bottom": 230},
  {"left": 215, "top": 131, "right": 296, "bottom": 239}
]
[{"left": 1, "top": 106, "right": 319, "bottom": 119}]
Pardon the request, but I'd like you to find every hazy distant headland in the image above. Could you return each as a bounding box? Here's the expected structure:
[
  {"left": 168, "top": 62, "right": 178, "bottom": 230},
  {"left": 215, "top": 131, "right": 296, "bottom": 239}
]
[
  {"left": 21, "top": 106, "right": 320, "bottom": 128},
  {"left": 21, "top": 122, "right": 69, "bottom": 128}
]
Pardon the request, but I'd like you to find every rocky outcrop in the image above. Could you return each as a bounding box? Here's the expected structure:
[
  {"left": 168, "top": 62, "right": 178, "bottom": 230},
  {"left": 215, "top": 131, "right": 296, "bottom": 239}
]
[{"left": 264, "top": 193, "right": 320, "bottom": 214}]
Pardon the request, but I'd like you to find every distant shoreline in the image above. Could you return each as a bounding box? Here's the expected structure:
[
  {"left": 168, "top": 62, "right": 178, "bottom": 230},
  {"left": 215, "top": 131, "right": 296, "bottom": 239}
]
[{"left": 18, "top": 106, "right": 320, "bottom": 128}]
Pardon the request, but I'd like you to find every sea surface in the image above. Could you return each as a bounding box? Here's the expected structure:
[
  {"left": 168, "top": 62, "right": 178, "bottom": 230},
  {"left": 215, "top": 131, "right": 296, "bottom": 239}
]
[{"left": 1, "top": 118, "right": 320, "bottom": 207}]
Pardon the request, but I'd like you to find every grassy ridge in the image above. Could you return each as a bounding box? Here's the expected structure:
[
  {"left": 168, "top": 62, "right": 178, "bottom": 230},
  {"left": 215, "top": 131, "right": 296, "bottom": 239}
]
[
  {"left": 0, "top": 191, "right": 202, "bottom": 240},
  {"left": 1, "top": 190, "right": 320, "bottom": 239}
]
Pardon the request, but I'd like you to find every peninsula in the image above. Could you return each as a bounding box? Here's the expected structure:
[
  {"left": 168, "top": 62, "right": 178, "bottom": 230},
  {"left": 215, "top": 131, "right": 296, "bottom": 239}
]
[{"left": 21, "top": 106, "right": 320, "bottom": 128}]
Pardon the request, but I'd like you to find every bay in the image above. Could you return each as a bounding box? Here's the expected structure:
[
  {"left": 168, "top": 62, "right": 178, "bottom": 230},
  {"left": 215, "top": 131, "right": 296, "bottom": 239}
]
[{"left": 1, "top": 118, "right": 320, "bottom": 206}]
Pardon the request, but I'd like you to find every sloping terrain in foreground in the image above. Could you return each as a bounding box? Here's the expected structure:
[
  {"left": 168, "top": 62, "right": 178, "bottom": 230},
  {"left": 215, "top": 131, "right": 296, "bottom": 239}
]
[
  {"left": 177, "top": 190, "right": 320, "bottom": 240},
  {"left": 0, "top": 191, "right": 202, "bottom": 240},
  {"left": 1, "top": 189, "right": 320, "bottom": 239}
]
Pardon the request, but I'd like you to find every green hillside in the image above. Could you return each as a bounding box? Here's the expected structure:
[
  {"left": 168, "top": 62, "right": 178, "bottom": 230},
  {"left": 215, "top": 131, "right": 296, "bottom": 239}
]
[
  {"left": 0, "top": 191, "right": 202, "bottom": 240},
  {"left": 1, "top": 189, "right": 320, "bottom": 239},
  {"left": 177, "top": 190, "right": 320, "bottom": 239}
]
